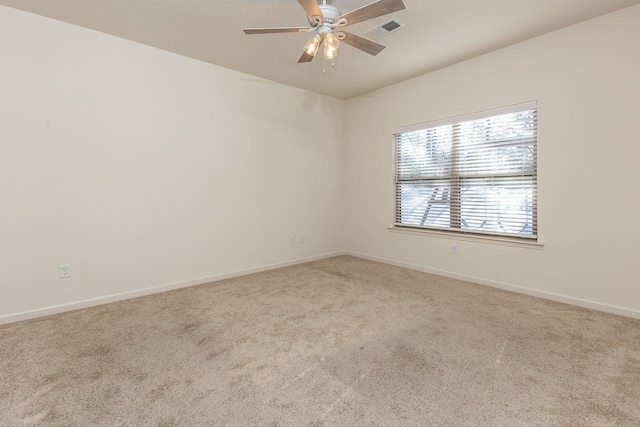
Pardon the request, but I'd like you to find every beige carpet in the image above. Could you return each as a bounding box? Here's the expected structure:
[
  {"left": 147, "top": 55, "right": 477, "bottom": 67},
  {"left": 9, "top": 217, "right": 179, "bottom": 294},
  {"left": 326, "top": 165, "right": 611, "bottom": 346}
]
[{"left": 1, "top": 256, "right": 639, "bottom": 426}]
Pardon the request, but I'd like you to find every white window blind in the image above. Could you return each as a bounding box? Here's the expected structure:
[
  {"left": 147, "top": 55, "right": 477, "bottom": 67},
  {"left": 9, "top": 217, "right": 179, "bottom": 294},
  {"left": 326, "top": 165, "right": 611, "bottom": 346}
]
[{"left": 394, "top": 103, "right": 537, "bottom": 239}]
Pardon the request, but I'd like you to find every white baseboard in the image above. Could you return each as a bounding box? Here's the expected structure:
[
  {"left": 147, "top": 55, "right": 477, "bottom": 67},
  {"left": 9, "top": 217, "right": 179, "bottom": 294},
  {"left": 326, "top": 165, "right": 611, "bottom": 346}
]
[
  {"left": 5, "top": 250, "right": 637, "bottom": 325},
  {"left": 347, "top": 251, "right": 640, "bottom": 320},
  {"left": 0, "top": 251, "right": 346, "bottom": 326}
]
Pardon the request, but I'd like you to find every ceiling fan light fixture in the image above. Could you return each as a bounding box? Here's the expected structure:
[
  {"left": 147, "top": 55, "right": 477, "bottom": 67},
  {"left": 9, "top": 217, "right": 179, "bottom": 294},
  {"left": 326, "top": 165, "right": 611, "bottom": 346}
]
[
  {"left": 324, "top": 45, "right": 338, "bottom": 60},
  {"left": 304, "top": 34, "right": 323, "bottom": 57},
  {"left": 324, "top": 32, "right": 339, "bottom": 60}
]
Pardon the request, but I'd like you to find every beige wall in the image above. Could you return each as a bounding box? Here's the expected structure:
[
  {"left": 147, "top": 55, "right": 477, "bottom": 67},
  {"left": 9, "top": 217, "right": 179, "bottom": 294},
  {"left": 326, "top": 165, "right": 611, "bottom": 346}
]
[
  {"left": 344, "top": 6, "right": 640, "bottom": 317},
  {"left": 0, "top": 6, "right": 345, "bottom": 321}
]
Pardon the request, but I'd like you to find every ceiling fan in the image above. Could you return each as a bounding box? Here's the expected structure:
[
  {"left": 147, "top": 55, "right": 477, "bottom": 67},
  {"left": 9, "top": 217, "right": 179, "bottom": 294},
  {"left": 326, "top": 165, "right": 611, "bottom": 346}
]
[{"left": 243, "top": 0, "right": 406, "bottom": 63}]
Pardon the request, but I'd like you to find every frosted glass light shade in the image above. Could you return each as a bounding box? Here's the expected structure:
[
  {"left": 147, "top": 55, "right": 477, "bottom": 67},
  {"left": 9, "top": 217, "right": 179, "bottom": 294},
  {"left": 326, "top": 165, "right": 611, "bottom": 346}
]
[
  {"left": 304, "top": 35, "right": 322, "bottom": 56},
  {"left": 324, "top": 33, "right": 339, "bottom": 60}
]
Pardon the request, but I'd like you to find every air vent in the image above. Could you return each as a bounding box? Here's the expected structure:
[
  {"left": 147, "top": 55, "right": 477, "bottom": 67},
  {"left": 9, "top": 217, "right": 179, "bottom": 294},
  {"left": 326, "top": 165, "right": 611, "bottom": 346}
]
[{"left": 365, "top": 18, "right": 405, "bottom": 41}]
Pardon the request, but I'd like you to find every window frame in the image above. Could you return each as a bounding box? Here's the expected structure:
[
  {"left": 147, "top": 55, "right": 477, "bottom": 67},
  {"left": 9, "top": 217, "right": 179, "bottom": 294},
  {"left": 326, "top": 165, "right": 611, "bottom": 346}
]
[{"left": 391, "top": 101, "right": 539, "bottom": 242}]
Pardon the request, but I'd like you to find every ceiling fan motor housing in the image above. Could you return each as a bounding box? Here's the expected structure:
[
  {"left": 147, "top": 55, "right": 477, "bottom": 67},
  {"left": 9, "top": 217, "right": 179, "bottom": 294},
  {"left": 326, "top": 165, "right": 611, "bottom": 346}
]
[{"left": 308, "top": 4, "right": 343, "bottom": 28}]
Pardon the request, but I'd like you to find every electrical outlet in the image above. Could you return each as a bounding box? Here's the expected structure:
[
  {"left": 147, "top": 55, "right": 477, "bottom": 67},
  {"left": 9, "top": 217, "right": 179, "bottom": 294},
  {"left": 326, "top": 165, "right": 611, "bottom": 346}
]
[
  {"left": 300, "top": 235, "right": 305, "bottom": 244},
  {"left": 59, "top": 264, "right": 70, "bottom": 278},
  {"left": 290, "top": 235, "right": 296, "bottom": 245}
]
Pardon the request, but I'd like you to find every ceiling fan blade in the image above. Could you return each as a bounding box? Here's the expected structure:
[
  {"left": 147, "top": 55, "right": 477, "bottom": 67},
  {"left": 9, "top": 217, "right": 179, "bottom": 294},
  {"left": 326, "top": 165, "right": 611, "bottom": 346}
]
[
  {"left": 340, "top": 31, "right": 386, "bottom": 56},
  {"left": 298, "top": 51, "right": 315, "bottom": 63},
  {"left": 243, "top": 27, "right": 310, "bottom": 35},
  {"left": 297, "top": 0, "right": 325, "bottom": 22},
  {"left": 337, "top": 0, "right": 406, "bottom": 26}
]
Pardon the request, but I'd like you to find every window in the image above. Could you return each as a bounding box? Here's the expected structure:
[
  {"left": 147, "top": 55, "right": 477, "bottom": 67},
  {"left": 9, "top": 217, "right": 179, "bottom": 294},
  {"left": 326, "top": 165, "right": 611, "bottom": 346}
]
[{"left": 394, "top": 102, "right": 537, "bottom": 240}]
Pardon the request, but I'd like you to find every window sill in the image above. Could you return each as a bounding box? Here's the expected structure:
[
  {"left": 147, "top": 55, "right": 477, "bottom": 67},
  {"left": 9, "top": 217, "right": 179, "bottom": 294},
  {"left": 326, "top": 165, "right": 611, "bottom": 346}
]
[{"left": 388, "top": 226, "right": 545, "bottom": 250}]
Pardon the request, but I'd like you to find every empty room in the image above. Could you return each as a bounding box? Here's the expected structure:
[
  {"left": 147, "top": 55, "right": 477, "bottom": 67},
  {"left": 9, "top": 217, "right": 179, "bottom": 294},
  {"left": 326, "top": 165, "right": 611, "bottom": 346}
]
[{"left": 1, "top": 0, "right": 639, "bottom": 425}]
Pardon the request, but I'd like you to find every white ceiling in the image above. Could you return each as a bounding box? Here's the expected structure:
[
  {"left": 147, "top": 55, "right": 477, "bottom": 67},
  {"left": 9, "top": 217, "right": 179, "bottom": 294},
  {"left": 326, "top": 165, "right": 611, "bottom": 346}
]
[{"left": 1, "top": 0, "right": 638, "bottom": 99}]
